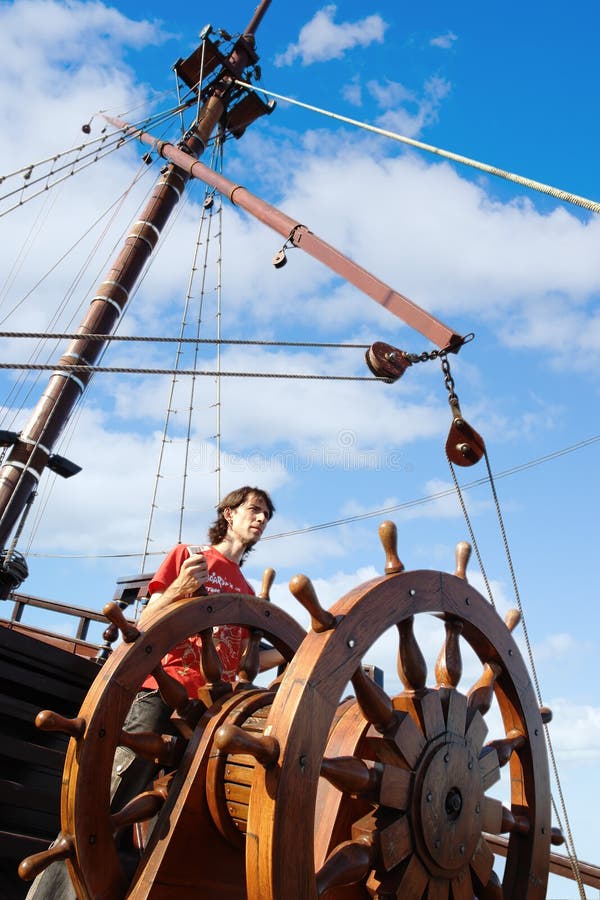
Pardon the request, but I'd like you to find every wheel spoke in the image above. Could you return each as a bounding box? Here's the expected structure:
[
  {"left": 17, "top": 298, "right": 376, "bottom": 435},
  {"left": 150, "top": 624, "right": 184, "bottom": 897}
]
[
  {"left": 18, "top": 833, "right": 75, "bottom": 882},
  {"left": 476, "top": 867, "right": 503, "bottom": 899},
  {"left": 110, "top": 786, "right": 168, "bottom": 830},
  {"left": 378, "top": 763, "right": 412, "bottom": 811},
  {"left": 427, "top": 876, "right": 451, "bottom": 899},
  {"left": 485, "top": 728, "right": 526, "bottom": 767},
  {"left": 419, "top": 689, "right": 447, "bottom": 740},
  {"left": 443, "top": 687, "right": 468, "bottom": 736},
  {"left": 435, "top": 619, "right": 463, "bottom": 689},
  {"left": 450, "top": 867, "right": 474, "bottom": 900},
  {"left": 199, "top": 626, "right": 231, "bottom": 699},
  {"left": 351, "top": 665, "right": 396, "bottom": 734},
  {"left": 320, "top": 755, "right": 380, "bottom": 797},
  {"left": 395, "top": 853, "right": 429, "bottom": 896},
  {"left": 389, "top": 711, "right": 427, "bottom": 768},
  {"left": 289, "top": 573, "right": 336, "bottom": 632},
  {"left": 469, "top": 835, "right": 495, "bottom": 885},
  {"left": 353, "top": 808, "right": 412, "bottom": 872},
  {"left": 238, "top": 627, "right": 263, "bottom": 685},
  {"left": 151, "top": 660, "right": 204, "bottom": 735},
  {"left": 214, "top": 722, "right": 279, "bottom": 768},
  {"left": 465, "top": 708, "right": 488, "bottom": 755},
  {"left": 118, "top": 728, "right": 182, "bottom": 766},
  {"left": 467, "top": 662, "right": 502, "bottom": 717},
  {"left": 478, "top": 745, "right": 501, "bottom": 790},
  {"left": 315, "top": 836, "right": 374, "bottom": 895},
  {"left": 397, "top": 615, "right": 427, "bottom": 692},
  {"left": 481, "top": 796, "right": 503, "bottom": 833}
]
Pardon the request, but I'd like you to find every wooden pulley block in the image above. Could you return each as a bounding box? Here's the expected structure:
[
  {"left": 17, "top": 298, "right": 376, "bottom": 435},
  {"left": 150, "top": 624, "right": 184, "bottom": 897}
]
[
  {"left": 445, "top": 402, "right": 486, "bottom": 467},
  {"left": 364, "top": 342, "right": 411, "bottom": 382}
]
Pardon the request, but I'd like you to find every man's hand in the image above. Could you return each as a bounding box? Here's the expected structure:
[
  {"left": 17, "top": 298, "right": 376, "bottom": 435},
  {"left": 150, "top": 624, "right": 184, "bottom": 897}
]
[
  {"left": 139, "top": 551, "right": 208, "bottom": 625},
  {"left": 177, "top": 552, "right": 208, "bottom": 597}
]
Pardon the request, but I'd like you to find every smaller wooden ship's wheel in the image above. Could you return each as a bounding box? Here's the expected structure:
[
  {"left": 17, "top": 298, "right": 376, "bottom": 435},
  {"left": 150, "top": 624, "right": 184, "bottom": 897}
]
[
  {"left": 242, "top": 525, "right": 554, "bottom": 900},
  {"left": 19, "top": 575, "right": 305, "bottom": 899}
]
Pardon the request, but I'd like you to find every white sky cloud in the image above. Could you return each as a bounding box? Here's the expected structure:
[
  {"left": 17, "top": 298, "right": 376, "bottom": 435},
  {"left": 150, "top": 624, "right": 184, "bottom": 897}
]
[
  {"left": 0, "top": 1, "right": 169, "bottom": 172},
  {"left": 275, "top": 4, "right": 388, "bottom": 67},
  {"left": 368, "top": 74, "right": 452, "bottom": 138},
  {"left": 545, "top": 698, "right": 600, "bottom": 759},
  {"left": 0, "top": 3, "right": 596, "bottom": 879},
  {"left": 341, "top": 75, "right": 362, "bottom": 106},
  {"left": 430, "top": 31, "right": 458, "bottom": 50}
]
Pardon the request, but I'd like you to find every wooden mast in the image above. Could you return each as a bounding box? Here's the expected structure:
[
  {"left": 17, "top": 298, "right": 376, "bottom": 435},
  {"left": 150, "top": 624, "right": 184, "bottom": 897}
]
[{"left": 0, "top": 1, "right": 272, "bottom": 556}]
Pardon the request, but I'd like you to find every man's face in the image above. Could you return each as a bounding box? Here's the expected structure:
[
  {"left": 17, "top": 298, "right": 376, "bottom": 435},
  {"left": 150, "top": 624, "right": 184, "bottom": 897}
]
[{"left": 226, "top": 492, "right": 271, "bottom": 546}]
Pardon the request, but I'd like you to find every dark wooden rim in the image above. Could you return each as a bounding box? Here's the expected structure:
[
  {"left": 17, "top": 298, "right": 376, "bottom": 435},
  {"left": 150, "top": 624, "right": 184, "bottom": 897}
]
[
  {"left": 61, "top": 593, "right": 305, "bottom": 899},
  {"left": 246, "top": 570, "right": 551, "bottom": 900}
]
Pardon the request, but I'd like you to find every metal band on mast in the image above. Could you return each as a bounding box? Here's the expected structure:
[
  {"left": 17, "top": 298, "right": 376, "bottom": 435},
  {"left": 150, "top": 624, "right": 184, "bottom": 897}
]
[{"left": 0, "top": 0, "right": 272, "bottom": 556}]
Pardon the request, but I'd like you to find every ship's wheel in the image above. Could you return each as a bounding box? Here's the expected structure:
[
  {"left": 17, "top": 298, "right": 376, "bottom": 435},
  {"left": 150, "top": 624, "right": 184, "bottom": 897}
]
[
  {"left": 243, "top": 527, "right": 552, "bottom": 900},
  {"left": 20, "top": 529, "right": 553, "bottom": 900},
  {"left": 19, "top": 581, "right": 305, "bottom": 899}
]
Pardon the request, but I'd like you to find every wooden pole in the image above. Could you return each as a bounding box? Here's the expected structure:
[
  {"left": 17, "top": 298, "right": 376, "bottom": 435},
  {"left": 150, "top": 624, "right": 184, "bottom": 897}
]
[
  {"left": 103, "top": 115, "right": 464, "bottom": 353},
  {"left": 0, "top": 2, "right": 271, "bottom": 549}
]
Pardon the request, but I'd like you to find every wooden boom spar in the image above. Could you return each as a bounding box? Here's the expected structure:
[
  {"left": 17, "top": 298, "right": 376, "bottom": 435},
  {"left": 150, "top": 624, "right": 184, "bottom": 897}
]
[{"left": 103, "top": 113, "right": 464, "bottom": 353}]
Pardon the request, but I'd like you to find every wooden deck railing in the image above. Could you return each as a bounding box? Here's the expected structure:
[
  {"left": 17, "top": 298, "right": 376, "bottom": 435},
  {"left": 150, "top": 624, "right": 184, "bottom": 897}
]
[{"left": 0, "top": 573, "right": 151, "bottom": 658}]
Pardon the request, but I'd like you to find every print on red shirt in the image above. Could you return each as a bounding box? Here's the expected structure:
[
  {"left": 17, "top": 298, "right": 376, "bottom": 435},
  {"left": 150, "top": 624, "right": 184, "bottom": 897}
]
[{"left": 142, "top": 545, "right": 254, "bottom": 698}]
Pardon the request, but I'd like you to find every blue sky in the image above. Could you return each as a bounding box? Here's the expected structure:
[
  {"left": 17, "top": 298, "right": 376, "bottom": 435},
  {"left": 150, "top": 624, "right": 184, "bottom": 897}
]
[{"left": 0, "top": 1, "right": 598, "bottom": 895}]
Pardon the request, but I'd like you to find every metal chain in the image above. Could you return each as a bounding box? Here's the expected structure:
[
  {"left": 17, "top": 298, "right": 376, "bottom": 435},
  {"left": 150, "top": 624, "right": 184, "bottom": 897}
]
[
  {"left": 440, "top": 353, "right": 459, "bottom": 405},
  {"left": 402, "top": 332, "right": 474, "bottom": 369},
  {"left": 403, "top": 348, "right": 445, "bottom": 365}
]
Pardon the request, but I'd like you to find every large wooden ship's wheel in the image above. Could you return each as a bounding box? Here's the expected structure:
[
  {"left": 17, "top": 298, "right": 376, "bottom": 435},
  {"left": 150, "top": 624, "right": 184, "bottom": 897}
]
[
  {"left": 20, "top": 582, "right": 305, "bottom": 898},
  {"left": 244, "top": 529, "right": 552, "bottom": 900},
  {"left": 20, "top": 528, "right": 554, "bottom": 899}
]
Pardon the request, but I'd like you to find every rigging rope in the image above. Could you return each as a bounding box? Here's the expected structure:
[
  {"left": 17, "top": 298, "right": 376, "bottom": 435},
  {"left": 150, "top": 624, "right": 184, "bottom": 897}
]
[
  {"left": 0, "top": 157, "right": 157, "bottom": 437},
  {"left": 141, "top": 141, "right": 224, "bottom": 569},
  {"left": 0, "top": 156, "right": 165, "bottom": 540},
  {"left": 0, "top": 362, "right": 386, "bottom": 381},
  {"left": 213, "top": 142, "right": 225, "bottom": 506},
  {"left": 442, "top": 340, "right": 585, "bottom": 900},
  {"left": 0, "top": 103, "right": 193, "bottom": 218},
  {"left": 0, "top": 170, "right": 151, "bottom": 327},
  {"left": 444, "top": 404, "right": 586, "bottom": 895},
  {"left": 445, "top": 457, "right": 495, "bottom": 608},
  {"left": 5, "top": 145, "right": 195, "bottom": 556},
  {"left": 234, "top": 80, "right": 600, "bottom": 216},
  {"left": 0, "top": 331, "right": 370, "bottom": 349},
  {"left": 28, "top": 432, "right": 599, "bottom": 557},
  {"left": 0, "top": 104, "right": 191, "bottom": 189}
]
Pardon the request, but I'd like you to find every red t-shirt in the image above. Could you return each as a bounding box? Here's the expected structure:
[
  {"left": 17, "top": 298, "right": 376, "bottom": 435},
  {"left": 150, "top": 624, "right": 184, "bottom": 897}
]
[{"left": 142, "top": 544, "right": 254, "bottom": 698}]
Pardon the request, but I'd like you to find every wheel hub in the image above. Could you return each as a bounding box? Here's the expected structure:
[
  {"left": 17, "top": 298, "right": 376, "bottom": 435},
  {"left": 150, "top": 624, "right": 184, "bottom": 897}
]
[{"left": 416, "top": 734, "right": 484, "bottom": 878}]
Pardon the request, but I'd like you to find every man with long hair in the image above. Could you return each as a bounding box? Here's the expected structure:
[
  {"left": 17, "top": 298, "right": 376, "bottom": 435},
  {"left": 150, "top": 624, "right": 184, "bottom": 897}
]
[
  {"left": 26, "top": 485, "right": 278, "bottom": 900},
  {"left": 138, "top": 484, "right": 277, "bottom": 684},
  {"left": 116, "top": 485, "right": 280, "bottom": 803}
]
